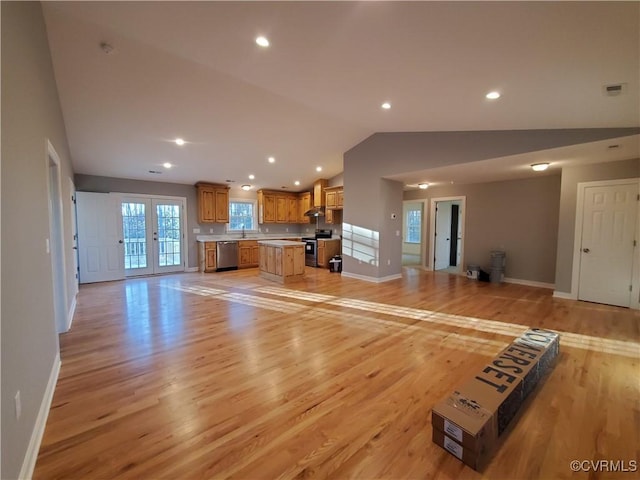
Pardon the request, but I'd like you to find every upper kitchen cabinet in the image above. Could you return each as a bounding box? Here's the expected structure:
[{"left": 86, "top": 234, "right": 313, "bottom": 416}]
[
  {"left": 258, "top": 189, "right": 311, "bottom": 224},
  {"left": 196, "top": 183, "right": 230, "bottom": 223},
  {"left": 298, "top": 192, "right": 311, "bottom": 224},
  {"left": 324, "top": 185, "right": 344, "bottom": 209},
  {"left": 313, "top": 179, "right": 329, "bottom": 207}
]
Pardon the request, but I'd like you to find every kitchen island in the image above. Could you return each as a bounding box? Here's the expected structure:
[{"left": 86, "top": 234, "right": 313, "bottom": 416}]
[{"left": 258, "top": 240, "right": 305, "bottom": 284}]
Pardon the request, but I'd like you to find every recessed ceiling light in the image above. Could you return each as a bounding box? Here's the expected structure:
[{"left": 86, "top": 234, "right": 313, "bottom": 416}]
[
  {"left": 248, "top": 174, "right": 255, "bottom": 180},
  {"left": 175, "top": 138, "right": 185, "bottom": 146},
  {"left": 531, "top": 163, "right": 550, "bottom": 172},
  {"left": 256, "top": 36, "right": 270, "bottom": 47},
  {"left": 316, "top": 166, "right": 322, "bottom": 172},
  {"left": 241, "top": 184, "right": 252, "bottom": 191},
  {"left": 381, "top": 102, "right": 391, "bottom": 110},
  {"left": 418, "top": 183, "right": 429, "bottom": 189},
  {"left": 163, "top": 162, "right": 172, "bottom": 169},
  {"left": 486, "top": 91, "right": 501, "bottom": 100},
  {"left": 294, "top": 180, "right": 300, "bottom": 186},
  {"left": 268, "top": 156, "right": 275, "bottom": 163}
]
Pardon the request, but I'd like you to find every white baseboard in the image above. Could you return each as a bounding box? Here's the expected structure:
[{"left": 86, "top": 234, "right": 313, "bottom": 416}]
[
  {"left": 553, "top": 290, "right": 577, "bottom": 300},
  {"left": 503, "top": 277, "right": 555, "bottom": 290},
  {"left": 341, "top": 271, "right": 403, "bottom": 283},
  {"left": 185, "top": 267, "right": 199, "bottom": 273},
  {"left": 19, "top": 352, "right": 61, "bottom": 480},
  {"left": 66, "top": 294, "right": 77, "bottom": 331}
]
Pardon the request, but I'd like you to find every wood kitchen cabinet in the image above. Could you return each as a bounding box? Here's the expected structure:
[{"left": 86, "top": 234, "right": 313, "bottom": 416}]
[
  {"left": 324, "top": 185, "right": 344, "bottom": 209},
  {"left": 298, "top": 192, "right": 311, "bottom": 224},
  {"left": 276, "top": 195, "right": 288, "bottom": 223},
  {"left": 317, "top": 238, "right": 341, "bottom": 268},
  {"left": 238, "top": 240, "right": 259, "bottom": 268},
  {"left": 258, "top": 189, "right": 312, "bottom": 224},
  {"left": 198, "top": 241, "right": 217, "bottom": 272},
  {"left": 313, "top": 179, "right": 328, "bottom": 207},
  {"left": 196, "top": 183, "right": 230, "bottom": 223},
  {"left": 258, "top": 191, "right": 276, "bottom": 223},
  {"left": 259, "top": 240, "right": 305, "bottom": 283}
]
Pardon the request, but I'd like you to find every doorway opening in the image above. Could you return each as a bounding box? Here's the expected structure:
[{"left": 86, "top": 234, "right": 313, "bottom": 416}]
[
  {"left": 402, "top": 201, "right": 425, "bottom": 266},
  {"left": 428, "top": 196, "right": 466, "bottom": 273}
]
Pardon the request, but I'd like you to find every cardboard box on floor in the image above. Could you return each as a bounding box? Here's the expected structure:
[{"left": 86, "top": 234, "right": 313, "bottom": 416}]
[{"left": 432, "top": 328, "right": 560, "bottom": 471}]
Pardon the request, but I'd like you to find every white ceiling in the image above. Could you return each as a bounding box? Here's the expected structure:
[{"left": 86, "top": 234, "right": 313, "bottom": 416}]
[{"left": 42, "top": 1, "right": 639, "bottom": 192}]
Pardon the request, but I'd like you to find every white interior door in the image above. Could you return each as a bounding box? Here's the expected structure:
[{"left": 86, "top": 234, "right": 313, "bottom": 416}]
[
  {"left": 77, "top": 192, "right": 125, "bottom": 283},
  {"left": 122, "top": 197, "right": 185, "bottom": 276},
  {"left": 578, "top": 183, "right": 638, "bottom": 307}
]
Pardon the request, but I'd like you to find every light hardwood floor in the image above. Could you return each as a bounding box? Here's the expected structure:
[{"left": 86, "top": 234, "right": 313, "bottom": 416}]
[{"left": 34, "top": 267, "right": 639, "bottom": 479}]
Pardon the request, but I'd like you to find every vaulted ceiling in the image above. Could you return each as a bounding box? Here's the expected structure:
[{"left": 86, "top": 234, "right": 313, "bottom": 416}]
[{"left": 42, "top": 1, "right": 639, "bottom": 191}]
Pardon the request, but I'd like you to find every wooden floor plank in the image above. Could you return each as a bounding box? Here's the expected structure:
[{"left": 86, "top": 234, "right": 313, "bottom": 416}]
[{"left": 33, "top": 268, "right": 640, "bottom": 479}]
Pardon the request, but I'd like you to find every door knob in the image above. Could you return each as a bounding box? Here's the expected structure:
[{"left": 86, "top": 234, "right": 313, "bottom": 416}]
[{"left": 582, "top": 248, "right": 590, "bottom": 253}]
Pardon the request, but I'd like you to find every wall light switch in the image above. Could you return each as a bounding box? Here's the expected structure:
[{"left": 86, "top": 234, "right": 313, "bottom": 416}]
[
  {"left": 45, "top": 238, "right": 50, "bottom": 254},
  {"left": 396, "top": 230, "right": 400, "bottom": 236},
  {"left": 193, "top": 228, "right": 200, "bottom": 234}
]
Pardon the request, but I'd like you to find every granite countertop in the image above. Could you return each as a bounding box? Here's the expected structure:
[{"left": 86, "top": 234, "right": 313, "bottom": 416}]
[{"left": 257, "top": 240, "right": 305, "bottom": 246}]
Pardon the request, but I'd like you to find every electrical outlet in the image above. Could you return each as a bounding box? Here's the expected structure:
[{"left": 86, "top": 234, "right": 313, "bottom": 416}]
[
  {"left": 265, "top": 228, "right": 269, "bottom": 233},
  {"left": 286, "top": 228, "right": 289, "bottom": 232},
  {"left": 15, "top": 391, "right": 21, "bottom": 420},
  {"left": 209, "top": 228, "right": 214, "bottom": 233},
  {"left": 387, "top": 259, "right": 391, "bottom": 266},
  {"left": 396, "top": 230, "right": 400, "bottom": 236},
  {"left": 45, "top": 238, "right": 50, "bottom": 254}
]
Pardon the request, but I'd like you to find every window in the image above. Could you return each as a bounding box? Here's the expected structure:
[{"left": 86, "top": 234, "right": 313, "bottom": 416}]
[
  {"left": 405, "top": 208, "right": 422, "bottom": 243},
  {"left": 228, "top": 200, "right": 257, "bottom": 231}
]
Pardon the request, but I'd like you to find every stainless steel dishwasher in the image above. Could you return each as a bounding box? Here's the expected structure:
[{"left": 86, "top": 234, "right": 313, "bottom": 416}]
[{"left": 216, "top": 241, "right": 239, "bottom": 271}]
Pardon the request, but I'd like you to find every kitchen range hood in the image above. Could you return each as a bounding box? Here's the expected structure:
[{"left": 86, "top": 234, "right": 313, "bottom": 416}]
[{"left": 304, "top": 206, "right": 325, "bottom": 217}]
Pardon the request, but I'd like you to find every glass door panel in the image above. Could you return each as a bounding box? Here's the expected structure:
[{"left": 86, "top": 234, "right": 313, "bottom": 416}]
[
  {"left": 122, "top": 200, "right": 153, "bottom": 275},
  {"left": 154, "top": 200, "right": 183, "bottom": 273}
]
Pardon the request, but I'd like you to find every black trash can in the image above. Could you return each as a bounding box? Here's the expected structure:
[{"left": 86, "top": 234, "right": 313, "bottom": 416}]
[{"left": 329, "top": 255, "right": 342, "bottom": 273}]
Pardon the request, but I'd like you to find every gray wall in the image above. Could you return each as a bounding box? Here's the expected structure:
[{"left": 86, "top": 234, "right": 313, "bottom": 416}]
[
  {"left": 1, "top": 3, "right": 76, "bottom": 478},
  {"left": 74, "top": 175, "right": 333, "bottom": 267},
  {"left": 75, "top": 174, "right": 203, "bottom": 268},
  {"left": 343, "top": 129, "right": 637, "bottom": 280},
  {"left": 405, "top": 175, "right": 562, "bottom": 284},
  {"left": 554, "top": 158, "right": 640, "bottom": 293}
]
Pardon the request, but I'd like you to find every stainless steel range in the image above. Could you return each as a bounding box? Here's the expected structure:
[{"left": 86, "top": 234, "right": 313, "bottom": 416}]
[{"left": 302, "top": 229, "right": 332, "bottom": 267}]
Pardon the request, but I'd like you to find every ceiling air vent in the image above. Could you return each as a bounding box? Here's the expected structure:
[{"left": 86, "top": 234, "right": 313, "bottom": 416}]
[{"left": 603, "top": 83, "right": 627, "bottom": 96}]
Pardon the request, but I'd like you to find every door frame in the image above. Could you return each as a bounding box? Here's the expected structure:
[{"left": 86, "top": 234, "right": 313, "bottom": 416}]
[
  {"left": 117, "top": 193, "right": 188, "bottom": 276},
  {"left": 46, "top": 140, "right": 70, "bottom": 333},
  {"left": 571, "top": 178, "right": 640, "bottom": 309},
  {"left": 402, "top": 199, "right": 427, "bottom": 267},
  {"left": 428, "top": 196, "right": 466, "bottom": 272}
]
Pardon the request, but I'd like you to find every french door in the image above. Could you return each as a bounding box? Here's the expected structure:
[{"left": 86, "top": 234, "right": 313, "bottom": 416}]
[{"left": 121, "top": 196, "right": 185, "bottom": 276}]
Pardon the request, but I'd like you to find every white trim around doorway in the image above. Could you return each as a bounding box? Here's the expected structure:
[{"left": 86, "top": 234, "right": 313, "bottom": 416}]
[{"left": 428, "top": 196, "right": 466, "bottom": 273}]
